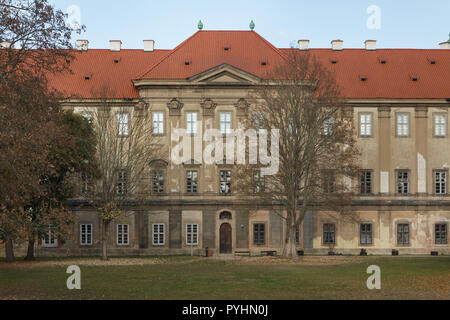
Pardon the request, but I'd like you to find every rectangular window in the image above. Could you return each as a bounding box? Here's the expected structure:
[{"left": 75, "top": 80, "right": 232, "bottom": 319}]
[
  {"left": 435, "top": 171, "right": 447, "bottom": 195},
  {"left": 397, "top": 170, "right": 409, "bottom": 194},
  {"left": 360, "top": 223, "right": 373, "bottom": 245},
  {"left": 186, "top": 224, "right": 198, "bottom": 245},
  {"left": 396, "top": 114, "right": 409, "bottom": 136},
  {"left": 153, "top": 112, "right": 164, "bottom": 134},
  {"left": 360, "top": 113, "right": 372, "bottom": 136},
  {"left": 80, "top": 171, "right": 90, "bottom": 194},
  {"left": 360, "top": 170, "right": 372, "bottom": 194},
  {"left": 220, "top": 112, "right": 232, "bottom": 135},
  {"left": 323, "top": 116, "right": 335, "bottom": 136},
  {"left": 253, "top": 112, "right": 265, "bottom": 129},
  {"left": 397, "top": 223, "right": 410, "bottom": 245},
  {"left": 43, "top": 225, "right": 57, "bottom": 248},
  {"left": 253, "top": 170, "right": 265, "bottom": 193},
  {"left": 253, "top": 223, "right": 266, "bottom": 245},
  {"left": 152, "top": 223, "right": 165, "bottom": 246},
  {"left": 186, "top": 170, "right": 198, "bottom": 193},
  {"left": 220, "top": 170, "right": 231, "bottom": 194},
  {"left": 117, "top": 113, "right": 129, "bottom": 136},
  {"left": 186, "top": 112, "right": 198, "bottom": 134},
  {"left": 295, "top": 226, "right": 300, "bottom": 245},
  {"left": 117, "top": 170, "right": 128, "bottom": 195},
  {"left": 434, "top": 114, "right": 446, "bottom": 137},
  {"left": 435, "top": 224, "right": 448, "bottom": 245},
  {"left": 117, "top": 224, "right": 129, "bottom": 245},
  {"left": 80, "top": 224, "right": 92, "bottom": 246},
  {"left": 152, "top": 171, "right": 164, "bottom": 193},
  {"left": 322, "top": 170, "right": 335, "bottom": 193},
  {"left": 323, "top": 223, "right": 336, "bottom": 244}
]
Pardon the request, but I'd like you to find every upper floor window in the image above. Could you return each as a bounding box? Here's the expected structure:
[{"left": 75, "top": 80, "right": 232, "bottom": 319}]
[
  {"left": 322, "top": 170, "right": 335, "bottom": 193},
  {"left": 396, "top": 113, "right": 409, "bottom": 136},
  {"left": 434, "top": 114, "right": 446, "bottom": 137},
  {"left": 220, "top": 112, "right": 232, "bottom": 135},
  {"left": 186, "top": 170, "right": 198, "bottom": 193},
  {"left": 153, "top": 112, "right": 164, "bottom": 134},
  {"left": 186, "top": 112, "right": 198, "bottom": 134},
  {"left": 396, "top": 170, "right": 409, "bottom": 194},
  {"left": 117, "top": 113, "right": 129, "bottom": 136},
  {"left": 323, "top": 116, "right": 335, "bottom": 136},
  {"left": 253, "top": 170, "right": 265, "bottom": 193},
  {"left": 360, "top": 170, "right": 372, "bottom": 194},
  {"left": 152, "top": 170, "right": 164, "bottom": 194},
  {"left": 80, "top": 171, "right": 91, "bottom": 194},
  {"left": 435, "top": 223, "right": 447, "bottom": 245},
  {"left": 220, "top": 170, "right": 231, "bottom": 194},
  {"left": 360, "top": 113, "right": 372, "bottom": 137},
  {"left": 117, "top": 170, "right": 128, "bottom": 195},
  {"left": 434, "top": 171, "right": 447, "bottom": 195},
  {"left": 253, "top": 112, "right": 265, "bottom": 129},
  {"left": 117, "top": 224, "right": 129, "bottom": 245}
]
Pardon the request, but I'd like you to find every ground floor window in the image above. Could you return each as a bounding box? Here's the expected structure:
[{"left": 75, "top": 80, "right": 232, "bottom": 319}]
[
  {"left": 253, "top": 223, "right": 266, "bottom": 245},
  {"left": 43, "top": 225, "right": 57, "bottom": 248},
  {"left": 117, "top": 224, "right": 129, "bottom": 245},
  {"left": 80, "top": 224, "right": 93, "bottom": 246},
  {"left": 435, "top": 224, "right": 447, "bottom": 245},
  {"left": 295, "top": 226, "right": 300, "bottom": 245},
  {"left": 153, "top": 223, "right": 165, "bottom": 246},
  {"left": 397, "top": 223, "right": 410, "bottom": 245},
  {"left": 323, "top": 223, "right": 335, "bottom": 244},
  {"left": 186, "top": 224, "right": 198, "bottom": 245},
  {"left": 360, "top": 223, "right": 373, "bottom": 245}
]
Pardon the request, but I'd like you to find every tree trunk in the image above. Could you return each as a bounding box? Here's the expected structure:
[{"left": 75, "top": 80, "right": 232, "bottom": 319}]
[
  {"left": 24, "top": 239, "right": 35, "bottom": 261},
  {"left": 5, "top": 239, "right": 15, "bottom": 263},
  {"left": 101, "top": 220, "right": 110, "bottom": 261},
  {"left": 282, "top": 224, "right": 298, "bottom": 259}
]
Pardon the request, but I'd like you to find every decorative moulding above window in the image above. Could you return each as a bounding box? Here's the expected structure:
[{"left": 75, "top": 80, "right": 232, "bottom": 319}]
[
  {"left": 167, "top": 98, "right": 184, "bottom": 116},
  {"left": 200, "top": 98, "right": 217, "bottom": 116},
  {"left": 134, "top": 99, "right": 149, "bottom": 112},
  {"left": 235, "top": 98, "right": 249, "bottom": 116}
]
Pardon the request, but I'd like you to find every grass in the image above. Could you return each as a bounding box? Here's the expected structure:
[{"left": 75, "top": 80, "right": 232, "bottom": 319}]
[{"left": 0, "top": 256, "right": 448, "bottom": 300}]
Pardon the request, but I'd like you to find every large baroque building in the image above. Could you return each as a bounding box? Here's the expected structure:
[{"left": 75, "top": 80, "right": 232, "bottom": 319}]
[{"left": 35, "top": 30, "right": 450, "bottom": 256}]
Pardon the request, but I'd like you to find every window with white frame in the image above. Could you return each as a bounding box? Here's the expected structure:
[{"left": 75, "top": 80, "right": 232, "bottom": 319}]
[
  {"left": 153, "top": 112, "right": 164, "bottom": 134},
  {"left": 435, "top": 223, "right": 447, "bottom": 245},
  {"left": 43, "top": 225, "right": 57, "bottom": 248},
  {"left": 396, "top": 114, "right": 409, "bottom": 136},
  {"left": 186, "top": 170, "right": 198, "bottom": 193},
  {"left": 117, "top": 224, "right": 129, "bottom": 245},
  {"left": 220, "top": 112, "right": 232, "bottom": 135},
  {"left": 152, "top": 223, "right": 165, "bottom": 246},
  {"left": 220, "top": 170, "right": 231, "bottom": 194},
  {"left": 360, "top": 113, "right": 372, "bottom": 136},
  {"left": 435, "top": 171, "right": 447, "bottom": 195},
  {"left": 186, "top": 224, "right": 199, "bottom": 245},
  {"left": 434, "top": 114, "right": 446, "bottom": 137},
  {"left": 117, "top": 170, "right": 128, "bottom": 195},
  {"left": 360, "top": 223, "right": 373, "bottom": 245},
  {"left": 117, "top": 113, "right": 129, "bottom": 136},
  {"left": 323, "top": 116, "right": 335, "bottom": 135},
  {"left": 186, "top": 112, "right": 198, "bottom": 134},
  {"left": 80, "top": 224, "right": 93, "bottom": 246}
]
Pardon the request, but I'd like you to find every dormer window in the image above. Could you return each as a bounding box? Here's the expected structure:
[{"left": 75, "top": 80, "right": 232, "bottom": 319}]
[
  {"left": 184, "top": 60, "right": 191, "bottom": 66},
  {"left": 260, "top": 61, "right": 267, "bottom": 66},
  {"left": 224, "top": 46, "right": 231, "bottom": 51},
  {"left": 330, "top": 59, "right": 338, "bottom": 64},
  {"left": 84, "top": 74, "right": 92, "bottom": 80}
]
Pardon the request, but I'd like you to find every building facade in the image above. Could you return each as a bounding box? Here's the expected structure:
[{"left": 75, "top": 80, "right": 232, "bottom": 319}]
[{"left": 35, "top": 30, "right": 450, "bottom": 256}]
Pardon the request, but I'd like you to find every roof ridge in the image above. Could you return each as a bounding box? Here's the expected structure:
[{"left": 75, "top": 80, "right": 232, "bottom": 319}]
[
  {"left": 251, "top": 32, "right": 287, "bottom": 62},
  {"left": 134, "top": 31, "right": 201, "bottom": 80}
]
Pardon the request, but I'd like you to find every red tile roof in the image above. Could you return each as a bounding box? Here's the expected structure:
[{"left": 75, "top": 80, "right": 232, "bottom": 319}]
[{"left": 48, "top": 30, "right": 450, "bottom": 99}]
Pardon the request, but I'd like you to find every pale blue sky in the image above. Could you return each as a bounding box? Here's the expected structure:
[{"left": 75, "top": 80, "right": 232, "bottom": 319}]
[{"left": 52, "top": 0, "right": 449, "bottom": 49}]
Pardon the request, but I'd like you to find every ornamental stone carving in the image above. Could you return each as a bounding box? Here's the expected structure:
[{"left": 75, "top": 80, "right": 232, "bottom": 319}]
[
  {"left": 235, "top": 98, "right": 249, "bottom": 116},
  {"left": 167, "top": 98, "right": 184, "bottom": 116},
  {"left": 200, "top": 98, "right": 217, "bottom": 116}
]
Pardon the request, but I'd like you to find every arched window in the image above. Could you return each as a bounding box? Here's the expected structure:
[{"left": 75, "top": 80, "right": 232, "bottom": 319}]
[{"left": 220, "top": 211, "right": 232, "bottom": 220}]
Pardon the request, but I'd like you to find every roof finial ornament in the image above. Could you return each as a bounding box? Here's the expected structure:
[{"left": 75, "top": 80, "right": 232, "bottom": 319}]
[
  {"left": 198, "top": 20, "right": 203, "bottom": 31},
  {"left": 249, "top": 20, "right": 255, "bottom": 31}
]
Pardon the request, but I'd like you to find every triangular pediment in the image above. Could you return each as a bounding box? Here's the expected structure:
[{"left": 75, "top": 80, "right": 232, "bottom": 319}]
[{"left": 189, "top": 64, "right": 261, "bottom": 84}]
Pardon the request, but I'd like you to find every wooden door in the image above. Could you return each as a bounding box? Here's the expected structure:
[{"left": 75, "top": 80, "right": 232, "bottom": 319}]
[{"left": 220, "top": 223, "right": 232, "bottom": 254}]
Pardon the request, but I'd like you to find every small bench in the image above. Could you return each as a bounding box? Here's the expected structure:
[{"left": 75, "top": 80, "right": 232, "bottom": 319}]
[
  {"left": 261, "top": 250, "right": 277, "bottom": 256},
  {"left": 235, "top": 250, "right": 251, "bottom": 256}
]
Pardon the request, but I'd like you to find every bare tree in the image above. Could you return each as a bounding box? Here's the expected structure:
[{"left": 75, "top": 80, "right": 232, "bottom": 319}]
[
  {"left": 82, "top": 86, "right": 164, "bottom": 260},
  {"left": 236, "top": 51, "right": 360, "bottom": 258}
]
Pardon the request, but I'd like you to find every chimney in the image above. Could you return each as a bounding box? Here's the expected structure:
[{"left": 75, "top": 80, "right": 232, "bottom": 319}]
[
  {"left": 76, "top": 40, "right": 89, "bottom": 51},
  {"left": 109, "top": 40, "right": 122, "bottom": 52},
  {"left": 331, "top": 40, "right": 343, "bottom": 51},
  {"left": 439, "top": 34, "right": 450, "bottom": 49},
  {"left": 298, "top": 40, "right": 310, "bottom": 51},
  {"left": 365, "top": 40, "right": 376, "bottom": 51},
  {"left": 143, "top": 40, "right": 155, "bottom": 52},
  {"left": 0, "top": 41, "right": 12, "bottom": 49}
]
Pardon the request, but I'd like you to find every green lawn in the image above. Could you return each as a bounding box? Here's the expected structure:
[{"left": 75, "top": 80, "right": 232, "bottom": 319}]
[{"left": 0, "top": 256, "right": 448, "bottom": 300}]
